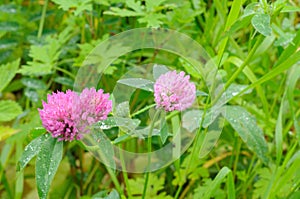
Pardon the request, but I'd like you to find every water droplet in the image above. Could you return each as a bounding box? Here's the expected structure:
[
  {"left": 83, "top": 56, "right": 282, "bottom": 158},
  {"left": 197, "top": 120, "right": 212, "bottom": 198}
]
[{"left": 232, "top": 92, "right": 238, "bottom": 96}]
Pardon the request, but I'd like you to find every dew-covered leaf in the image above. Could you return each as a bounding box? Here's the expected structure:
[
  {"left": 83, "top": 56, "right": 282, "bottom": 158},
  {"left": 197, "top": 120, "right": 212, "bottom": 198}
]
[
  {"left": 153, "top": 64, "right": 169, "bottom": 80},
  {"left": 117, "top": 78, "right": 154, "bottom": 92},
  {"left": 36, "top": 136, "right": 63, "bottom": 199},
  {"left": 221, "top": 105, "right": 269, "bottom": 164},
  {"left": 53, "top": 76, "right": 74, "bottom": 87},
  {"left": 115, "top": 101, "right": 130, "bottom": 118},
  {"left": 182, "top": 110, "right": 203, "bottom": 132},
  {"left": 251, "top": 14, "right": 272, "bottom": 36},
  {"left": 0, "top": 100, "right": 22, "bottom": 122},
  {"left": 21, "top": 77, "right": 47, "bottom": 90},
  {"left": 0, "top": 21, "right": 19, "bottom": 32},
  {"left": 17, "top": 134, "right": 48, "bottom": 171},
  {"left": 24, "top": 88, "right": 39, "bottom": 102},
  {"left": 214, "top": 83, "right": 252, "bottom": 108},
  {"left": 0, "top": 39, "right": 18, "bottom": 50},
  {"left": 94, "top": 117, "right": 140, "bottom": 132}
]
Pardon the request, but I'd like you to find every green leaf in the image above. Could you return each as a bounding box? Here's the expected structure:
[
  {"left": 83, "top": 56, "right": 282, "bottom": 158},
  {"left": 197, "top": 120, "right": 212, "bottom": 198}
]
[
  {"left": 182, "top": 110, "right": 203, "bottom": 132},
  {"left": 117, "top": 78, "right": 154, "bottom": 92},
  {"left": 19, "top": 37, "right": 61, "bottom": 76},
  {"left": 104, "top": 7, "right": 144, "bottom": 17},
  {"left": 53, "top": 76, "right": 74, "bottom": 87},
  {"left": 251, "top": 14, "right": 272, "bottom": 36},
  {"left": 51, "top": 0, "right": 92, "bottom": 16},
  {"left": 0, "top": 39, "right": 18, "bottom": 50},
  {"left": 17, "top": 134, "right": 48, "bottom": 171},
  {"left": 21, "top": 77, "right": 47, "bottom": 90},
  {"left": 179, "top": 58, "right": 201, "bottom": 79},
  {"left": 95, "top": 117, "right": 140, "bottom": 133},
  {"left": 115, "top": 101, "right": 130, "bottom": 117},
  {"left": 145, "top": 0, "right": 166, "bottom": 11},
  {"left": 221, "top": 106, "right": 269, "bottom": 164},
  {"left": 138, "top": 13, "right": 165, "bottom": 28},
  {"left": 160, "top": 114, "right": 169, "bottom": 144},
  {"left": 0, "top": 100, "right": 22, "bottom": 122},
  {"left": 0, "top": 21, "right": 19, "bottom": 32},
  {"left": 0, "top": 125, "right": 19, "bottom": 141},
  {"left": 36, "top": 137, "right": 63, "bottom": 199},
  {"left": 103, "top": 189, "right": 120, "bottom": 199},
  {"left": 153, "top": 64, "right": 169, "bottom": 80},
  {"left": 214, "top": 83, "right": 252, "bottom": 108},
  {"left": 199, "top": 116, "right": 223, "bottom": 158},
  {"left": 126, "top": 0, "right": 143, "bottom": 12},
  {"left": 83, "top": 130, "right": 116, "bottom": 170},
  {"left": 0, "top": 59, "right": 20, "bottom": 92},
  {"left": 202, "top": 167, "right": 232, "bottom": 199}
]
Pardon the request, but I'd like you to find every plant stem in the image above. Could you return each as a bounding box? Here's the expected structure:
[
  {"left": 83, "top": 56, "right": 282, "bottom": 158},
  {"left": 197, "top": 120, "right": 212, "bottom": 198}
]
[
  {"left": 142, "top": 110, "right": 160, "bottom": 199},
  {"left": 175, "top": 103, "right": 210, "bottom": 199},
  {"left": 131, "top": 104, "right": 156, "bottom": 117},
  {"left": 54, "top": 66, "right": 76, "bottom": 79},
  {"left": 119, "top": 141, "right": 132, "bottom": 198},
  {"left": 211, "top": 35, "right": 264, "bottom": 106},
  {"left": 37, "top": 0, "right": 48, "bottom": 39}
]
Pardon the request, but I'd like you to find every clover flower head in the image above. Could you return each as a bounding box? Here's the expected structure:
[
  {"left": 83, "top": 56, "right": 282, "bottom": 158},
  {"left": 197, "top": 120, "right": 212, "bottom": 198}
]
[
  {"left": 39, "top": 90, "right": 80, "bottom": 141},
  {"left": 77, "top": 88, "right": 112, "bottom": 133},
  {"left": 154, "top": 70, "right": 196, "bottom": 112},
  {"left": 39, "top": 88, "right": 112, "bottom": 141}
]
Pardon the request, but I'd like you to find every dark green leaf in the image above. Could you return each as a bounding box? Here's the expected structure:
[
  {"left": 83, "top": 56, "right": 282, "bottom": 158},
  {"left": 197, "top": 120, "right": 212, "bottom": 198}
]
[
  {"left": 53, "top": 76, "right": 74, "bottom": 87},
  {"left": 36, "top": 137, "right": 63, "bottom": 199},
  {"left": 21, "top": 77, "right": 47, "bottom": 90},
  {"left": 17, "top": 134, "right": 48, "bottom": 171},
  {"left": 221, "top": 105, "right": 269, "bottom": 164},
  {"left": 0, "top": 21, "right": 19, "bottom": 32}
]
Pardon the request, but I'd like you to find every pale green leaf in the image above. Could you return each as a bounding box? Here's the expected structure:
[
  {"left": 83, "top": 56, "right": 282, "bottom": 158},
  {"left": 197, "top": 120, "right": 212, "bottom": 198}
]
[
  {"left": 0, "top": 59, "right": 19, "bottom": 92},
  {"left": 0, "top": 125, "right": 19, "bottom": 141},
  {"left": 117, "top": 78, "right": 154, "bottom": 92},
  {"left": 251, "top": 14, "right": 272, "bottom": 36},
  {"left": 0, "top": 100, "right": 22, "bottom": 122}
]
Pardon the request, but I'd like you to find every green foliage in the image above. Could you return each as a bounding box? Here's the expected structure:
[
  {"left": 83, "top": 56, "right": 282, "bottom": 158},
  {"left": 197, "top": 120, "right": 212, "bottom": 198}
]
[
  {"left": 0, "top": 0, "right": 300, "bottom": 198},
  {"left": 221, "top": 105, "right": 269, "bottom": 164},
  {"left": 0, "top": 59, "right": 19, "bottom": 92},
  {"left": 36, "top": 136, "right": 63, "bottom": 199},
  {"left": 0, "top": 100, "right": 22, "bottom": 122}
]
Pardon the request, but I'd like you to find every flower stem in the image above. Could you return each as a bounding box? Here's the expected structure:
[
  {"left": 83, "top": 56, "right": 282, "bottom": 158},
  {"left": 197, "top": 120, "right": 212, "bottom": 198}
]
[
  {"left": 174, "top": 96, "right": 210, "bottom": 199},
  {"left": 142, "top": 110, "right": 160, "bottom": 199},
  {"left": 37, "top": 0, "right": 48, "bottom": 39},
  {"left": 211, "top": 35, "right": 264, "bottom": 106},
  {"left": 54, "top": 66, "right": 76, "bottom": 79},
  {"left": 131, "top": 104, "right": 156, "bottom": 117},
  {"left": 119, "top": 138, "right": 132, "bottom": 198}
]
